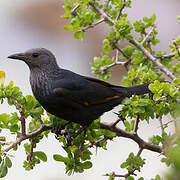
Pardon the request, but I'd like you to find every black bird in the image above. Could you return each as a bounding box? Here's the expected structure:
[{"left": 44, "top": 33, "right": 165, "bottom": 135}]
[{"left": 8, "top": 48, "right": 150, "bottom": 127}]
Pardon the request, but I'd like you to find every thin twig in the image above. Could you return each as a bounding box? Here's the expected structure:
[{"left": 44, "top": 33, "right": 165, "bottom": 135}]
[
  {"left": 116, "top": 0, "right": 126, "bottom": 20},
  {"left": 157, "top": 120, "right": 174, "bottom": 129},
  {"left": 136, "top": 147, "right": 143, "bottom": 157},
  {"left": 155, "top": 52, "right": 176, "bottom": 59},
  {"left": 112, "top": 119, "right": 121, "bottom": 127},
  {"left": 38, "top": 115, "right": 44, "bottom": 125},
  {"left": 103, "top": 0, "right": 110, "bottom": 10},
  {"left": 112, "top": 112, "right": 126, "bottom": 126},
  {"left": 70, "top": 3, "right": 80, "bottom": 15},
  {"left": 173, "top": 40, "right": 180, "bottom": 57},
  {"left": 100, "top": 50, "right": 129, "bottom": 73},
  {"left": 29, "top": 138, "right": 35, "bottom": 165},
  {"left": 141, "top": 25, "right": 156, "bottom": 45},
  {"left": 134, "top": 115, "right": 140, "bottom": 133},
  {"left": 81, "top": 18, "right": 104, "bottom": 32},
  {"left": 158, "top": 115, "right": 164, "bottom": 133},
  {"left": 103, "top": 148, "right": 144, "bottom": 178},
  {"left": 12, "top": 98, "right": 26, "bottom": 135}
]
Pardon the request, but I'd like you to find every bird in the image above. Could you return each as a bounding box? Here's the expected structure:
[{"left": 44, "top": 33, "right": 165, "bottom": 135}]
[{"left": 8, "top": 48, "right": 151, "bottom": 128}]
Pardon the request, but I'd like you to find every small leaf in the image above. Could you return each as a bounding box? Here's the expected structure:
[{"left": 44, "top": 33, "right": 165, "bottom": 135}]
[
  {"left": 34, "top": 151, "right": 47, "bottom": 162},
  {"left": 0, "top": 113, "right": 9, "bottom": 125},
  {"left": 127, "top": 176, "right": 134, "bottom": 180},
  {"left": 153, "top": 94, "right": 161, "bottom": 101},
  {"left": 81, "top": 161, "right": 92, "bottom": 169},
  {"left": 53, "top": 154, "right": 69, "bottom": 163},
  {"left": 64, "top": 26, "right": 74, "bottom": 31},
  {"left": 0, "top": 137, "right": 6, "bottom": 142},
  {"left": 121, "top": 162, "right": 128, "bottom": 168},
  {"left": 173, "top": 76, "right": 180, "bottom": 85},
  {"left": 5, "top": 156, "right": 12, "bottom": 168},
  {"left": 0, "top": 160, "right": 8, "bottom": 178},
  {"left": 74, "top": 31, "right": 84, "bottom": 40}
]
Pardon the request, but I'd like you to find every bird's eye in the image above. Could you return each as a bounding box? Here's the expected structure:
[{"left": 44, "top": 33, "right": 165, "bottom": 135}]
[{"left": 32, "top": 53, "right": 39, "bottom": 58}]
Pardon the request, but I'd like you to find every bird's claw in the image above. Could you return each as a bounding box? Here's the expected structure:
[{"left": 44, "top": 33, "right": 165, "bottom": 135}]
[{"left": 52, "top": 122, "right": 70, "bottom": 138}]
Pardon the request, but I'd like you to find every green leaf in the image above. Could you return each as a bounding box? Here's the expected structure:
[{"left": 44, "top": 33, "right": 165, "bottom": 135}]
[
  {"left": 121, "top": 162, "right": 128, "bottom": 168},
  {"left": 178, "top": 15, "right": 180, "bottom": 24},
  {"left": 168, "top": 144, "right": 180, "bottom": 169},
  {"left": 153, "top": 175, "right": 161, "bottom": 180},
  {"left": 81, "top": 161, "right": 92, "bottom": 169},
  {"left": 133, "top": 20, "right": 145, "bottom": 32},
  {"left": 0, "top": 137, "right": 6, "bottom": 142},
  {"left": 127, "top": 176, "right": 134, "bottom": 180},
  {"left": 34, "top": 151, "right": 47, "bottom": 162},
  {"left": 103, "top": 39, "right": 112, "bottom": 54},
  {"left": 173, "top": 76, "right": 180, "bottom": 85},
  {"left": 0, "top": 113, "right": 9, "bottom": 125},
  {"left": 130, "top": 120, "right": 135, "bottom": 130},
  {"left": 53, "top": 154, "right": 69, "bottom": 163},
  {"left": 64, "top": 26, "right": 74, "bottom": 31},
  {"left": 74, "top": 31, "right": 84, "bottom": 40},
  {"left": 0, "top": 160, "right": 8, "bottom": 178},
  {"left": 24, "top": 143, "right": 31, "bottom": 153},
  {"left": 5, "top": 156, "right": 12, "bottom": 168},
  {"left": 124, "top": 120, "right": 131, "bottom": 132},
  {"left": 143, "top": 13, "right": 156, "bottom": 26},
  {"left": 153, "top": 94, "right": 161, "bottom": 101},
  {"left": 108, "top": 175, "right": 115, "bottom": 180}
]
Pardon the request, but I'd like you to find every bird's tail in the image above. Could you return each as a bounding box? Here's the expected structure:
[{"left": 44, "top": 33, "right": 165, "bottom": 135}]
[{"left": 113, "top": 83, "right": 151, "bottom": 97}]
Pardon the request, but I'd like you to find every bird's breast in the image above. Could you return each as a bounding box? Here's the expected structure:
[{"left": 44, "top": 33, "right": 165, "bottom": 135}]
[{"left": 30, "top": 72, "right": 53, "bottom": 103}]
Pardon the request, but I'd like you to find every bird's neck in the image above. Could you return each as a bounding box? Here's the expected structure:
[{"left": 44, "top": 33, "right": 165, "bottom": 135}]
[{"left": 29, "top": 66, "right": 61, "bottom": 99}]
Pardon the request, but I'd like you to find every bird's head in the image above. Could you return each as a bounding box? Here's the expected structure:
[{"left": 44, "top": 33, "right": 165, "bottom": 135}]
[{"left": 8, "top": 48, "right": 58, "bottom": 70}]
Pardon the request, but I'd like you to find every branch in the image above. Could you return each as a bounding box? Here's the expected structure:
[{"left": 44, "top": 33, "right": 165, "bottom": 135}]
[
  {"left": 89, "top": 2, "right": 114, "bottom": 24},
  {"left": 11, "top": 97, "right": 26, "bottom": 135},
  {"left": 129, "top": 38, "right": 176, "bottom": 80},
  {"left": 103, "top": 0, "right": 110, "bottom": 10},
  {"left": 133, "top": 115, "right": 140, "bottom": 133},
  {"left": 104, "top": 148, "right": 144, "bottom": 178},
  {"left": 114, "top": 44, "right": 131, "bottom": 60},
  {"left": 28, "top": 138, "right": 35, "bottom": 165},
  {"left": 123, "top": 148, "right": 144, "bottom": 178},
  {"left": 112, "top": 112, "right": 126, "bottom": 127},
  {"left": 141, "top": 25, "right": 156, "bottom": 45},
  {"left": 100, "top": 50, "right": 129, "bottom": 73},
  {"left": 155, "top": 52, "right": 176, "bottom": 59},
  {"left": 80, "top": 18, "right": 104, "bottom": 32},
  {"left": 173, "top": 40, "right": 180, "bottom": 57},
  {"left": 2, "top": 124, "right": 52, "bottom": 154},
  {"left": 100, "top": 122, "right": 162, "bottom": 153},
  {"left": 89, "top": 2, "right": 176, "bottom": 80},
  {"left": 70, "top": 3, "right": 80, "bottom": 15},
  {"left": 104, "top": 148, "right": 143, "bottom": 178},
  {"left": 158, "top": 115, "right": 164, "bottom": 133}
]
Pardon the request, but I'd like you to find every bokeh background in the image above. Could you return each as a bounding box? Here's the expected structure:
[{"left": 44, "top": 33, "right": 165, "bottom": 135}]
[{"left": 0, "top": 0, "right": 180, "bottom": 179}]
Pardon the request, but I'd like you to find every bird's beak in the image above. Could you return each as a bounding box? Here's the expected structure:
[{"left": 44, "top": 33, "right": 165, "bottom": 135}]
[{"left": 8, "top": 53, "right": 27, "bottom": 61}]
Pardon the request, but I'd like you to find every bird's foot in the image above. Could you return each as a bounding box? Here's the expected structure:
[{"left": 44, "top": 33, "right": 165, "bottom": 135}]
[
  {"left": 63, "top": 132, "right": 74, "bottom": 148},
  {"left": 63, "top": 125, "right": 88, "bottom": 148},
  {"left": 51, "top": 122, "right": 70, "bottom": 139}
]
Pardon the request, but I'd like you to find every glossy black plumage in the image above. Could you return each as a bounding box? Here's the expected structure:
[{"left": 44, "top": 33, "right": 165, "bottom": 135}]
[{"left": 8, "top": 48, "right": 150, "bottom": 126}]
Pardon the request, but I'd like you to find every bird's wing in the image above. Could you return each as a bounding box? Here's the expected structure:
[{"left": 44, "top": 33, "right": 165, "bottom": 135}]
[
  {"left": 52, "top": 76, "right": 122, "bottom": 107},
  {"left": 83, "top": 76, "right": 116, "bottom": 87}
]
